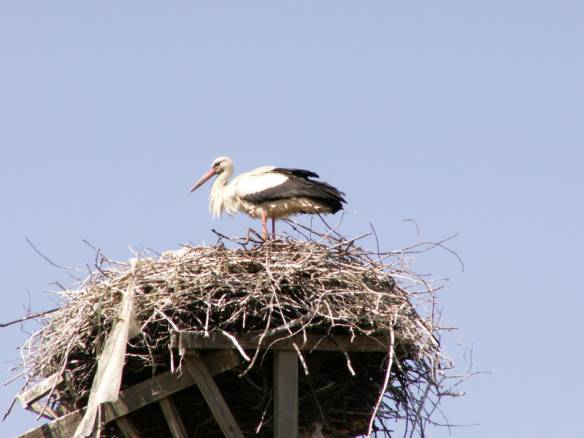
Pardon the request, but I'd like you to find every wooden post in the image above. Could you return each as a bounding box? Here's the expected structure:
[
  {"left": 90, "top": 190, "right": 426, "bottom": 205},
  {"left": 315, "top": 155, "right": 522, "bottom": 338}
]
[
  {"left": 115, "top": 417, "right": 140, "bottom": 438},
  {"left": 159, "top": 397, "right": 188, "bottom": 438},
  {"left": 273, "top": 351, "right": 298, "bottom": 438}
]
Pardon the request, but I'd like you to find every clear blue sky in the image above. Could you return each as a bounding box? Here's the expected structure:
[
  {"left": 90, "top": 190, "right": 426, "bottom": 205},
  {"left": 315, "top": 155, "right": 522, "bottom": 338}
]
[{"left": 1, "top": 2, "right": 583, "bottom": 437}]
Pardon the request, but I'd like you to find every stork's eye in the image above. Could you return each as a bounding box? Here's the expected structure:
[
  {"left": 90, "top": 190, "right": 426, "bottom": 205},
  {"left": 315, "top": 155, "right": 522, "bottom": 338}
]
[{"left": 213, "top": 161, "right": 221, "bottom": 168}]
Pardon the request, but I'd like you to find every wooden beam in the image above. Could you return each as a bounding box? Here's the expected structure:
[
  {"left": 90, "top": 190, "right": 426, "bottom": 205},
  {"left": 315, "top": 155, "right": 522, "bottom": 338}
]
[
  {"left": 17, "top": 350, "right": 241, "bottom": 438},
  {"left": 273, "top": 351, "right": 299, "bottom": 438},
  {"left": 17, "top": 373, "right": 64, "bottom": 408},
  {"left": 183, "top": 354, "right": 245, "bottom": 438},
  {"left": 159, "top": 397, "right": 188, "bottom": 438},
  {"left": 19, "top": 410, "right": 83, "bottom": 438},
  {"left": 173, "top": 331, "right": 388, "bottom": 353},
  {"left": 115, "top": 416, "right": 140, "bottom": 438},
  {"left": 102, "top": 366, "right": 193, "bottom": 421}
]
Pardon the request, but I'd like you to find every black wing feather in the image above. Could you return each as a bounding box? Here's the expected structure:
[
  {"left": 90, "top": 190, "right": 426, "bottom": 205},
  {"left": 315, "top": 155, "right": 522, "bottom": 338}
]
[{"left": 272, "top": 167, "right": 320, "bottom": 179}]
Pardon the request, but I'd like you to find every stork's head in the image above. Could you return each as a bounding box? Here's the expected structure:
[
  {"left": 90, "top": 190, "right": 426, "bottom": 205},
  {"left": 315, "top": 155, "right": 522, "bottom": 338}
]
[{"left": 190, "top": 156, "right": 234, "bottom": 192}]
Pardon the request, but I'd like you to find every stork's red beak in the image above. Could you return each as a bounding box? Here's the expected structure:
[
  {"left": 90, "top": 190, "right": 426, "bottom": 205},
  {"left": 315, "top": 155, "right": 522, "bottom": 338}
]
[{"left": 190, "top": 168, "right": 216, "bottom": 192}]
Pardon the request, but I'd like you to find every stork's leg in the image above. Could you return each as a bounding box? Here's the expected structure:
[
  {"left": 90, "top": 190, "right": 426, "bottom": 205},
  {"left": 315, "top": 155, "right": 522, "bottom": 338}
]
[
  {"left": 261, "top": 210, "right": 268, "bottom": 240},
  {"left": 271, "top": 218, "right": 276, "bottom": 238}
]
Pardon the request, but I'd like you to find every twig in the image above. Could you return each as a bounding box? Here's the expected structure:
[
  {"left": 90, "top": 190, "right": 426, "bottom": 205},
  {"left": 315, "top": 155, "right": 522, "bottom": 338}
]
[
  {"left": 25, "top": 238, "right": 76, "bottom": 271},
  {"left": 367, "top": 329, "right": 395, "bottom": 437},
  {"left": 1, "top": 308, "right": 59, "bottom": 328},
  {"left": 220, "top": 330, "right": 251, "bottom": 362}
]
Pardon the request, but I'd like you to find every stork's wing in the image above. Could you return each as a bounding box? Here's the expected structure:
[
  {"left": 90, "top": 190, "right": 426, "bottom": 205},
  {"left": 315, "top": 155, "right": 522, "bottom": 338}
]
[{"left": 239, "top": 168, "right": 346, "bottom": 213}]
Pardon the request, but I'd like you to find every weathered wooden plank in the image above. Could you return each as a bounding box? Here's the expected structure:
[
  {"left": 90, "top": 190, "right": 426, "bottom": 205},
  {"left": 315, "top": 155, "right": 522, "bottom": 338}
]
[
  {"left": 115, "top": 416, "right": 140, "bottom": 438},
  {"left": 159, "top": 397, "right": 188, "bottom": 438},
  {"left": 19, "top": 410, "right": 83, "bottom": 438},
  {"left": 274, "top": 350, "right": 299, "bottom": 438},
  {"left": 183, "top": 354, "right": 245, "bottom": 438},
  {"left": 173, "top": 331, "right": 388, "bottom": 353},
  {"left": 101, "top": 366, "right": 193, "bottom": 421},
  {"left": 17, "top": 373, "right": 64, "bottom": 408},
  {"left": 17, "top": 350, "right": 241, "bottom": 438}
]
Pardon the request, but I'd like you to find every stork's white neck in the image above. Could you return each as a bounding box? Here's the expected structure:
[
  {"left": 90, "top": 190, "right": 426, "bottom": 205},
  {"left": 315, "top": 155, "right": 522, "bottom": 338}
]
[{"left": 209, "top": 166, "right": 234, "bottom": 218}]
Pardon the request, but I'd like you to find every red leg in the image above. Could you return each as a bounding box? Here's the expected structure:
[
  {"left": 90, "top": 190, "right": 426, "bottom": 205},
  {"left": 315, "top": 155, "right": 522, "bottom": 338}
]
[{"left": 261, "top": 210, "right": 268, "bottom": 240}]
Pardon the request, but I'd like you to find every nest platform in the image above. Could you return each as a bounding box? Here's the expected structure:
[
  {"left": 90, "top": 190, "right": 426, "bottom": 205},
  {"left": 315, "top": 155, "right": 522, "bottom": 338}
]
[{"left": 14, "top": 232, "right": 453, "bottom": 438}]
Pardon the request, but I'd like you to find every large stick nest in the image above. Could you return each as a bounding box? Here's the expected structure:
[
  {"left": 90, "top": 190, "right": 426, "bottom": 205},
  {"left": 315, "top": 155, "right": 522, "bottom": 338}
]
[{"left": 20, "top": 229, "right": 456, "bottom": 437}]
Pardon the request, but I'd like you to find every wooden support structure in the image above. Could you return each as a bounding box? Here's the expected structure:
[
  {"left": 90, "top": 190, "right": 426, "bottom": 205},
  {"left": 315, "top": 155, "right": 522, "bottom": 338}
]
[
  {"left": 183, "top": 354, "right": 245, "bottom": 438},
  {"left": 19, "top": 331, "right": 387, "bottom": 438},
  {"left": 273, "top": 351, "right": 299, "bottom": 438},
  {"left": 17, "top": 350, "right": 240, "bottom": 438},
  {"left": 171, "top": 331, "right": 387, "bottom": 438},
  {"left": 172, "top": 330, "right": 388, "bottom": 353}
]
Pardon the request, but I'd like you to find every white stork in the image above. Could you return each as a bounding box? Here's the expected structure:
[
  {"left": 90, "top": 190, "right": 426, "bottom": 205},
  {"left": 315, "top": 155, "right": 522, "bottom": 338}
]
[{"left": 190, "top": 156, "right": 346, "bottom": 239}]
